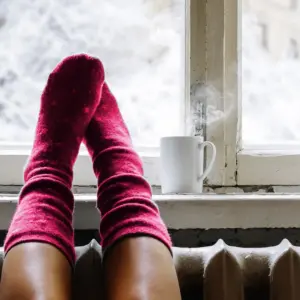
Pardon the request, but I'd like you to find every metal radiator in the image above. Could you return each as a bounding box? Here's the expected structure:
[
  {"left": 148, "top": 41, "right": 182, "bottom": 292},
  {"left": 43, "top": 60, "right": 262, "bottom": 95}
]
[{"left": 1, "top": 239, "right": 299, "bottom": 300}]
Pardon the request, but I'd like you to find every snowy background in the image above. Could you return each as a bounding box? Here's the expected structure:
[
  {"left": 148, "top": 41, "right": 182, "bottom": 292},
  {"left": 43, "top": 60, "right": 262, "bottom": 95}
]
[
  {"left": 0, "top": 0, "right": 300, "bottom": 147},
  {"left": 242, "top": 2, "right": 300, "bottom": 146},
  {"left": 0, "top": 0, "right": 184, "bottom": 146}
]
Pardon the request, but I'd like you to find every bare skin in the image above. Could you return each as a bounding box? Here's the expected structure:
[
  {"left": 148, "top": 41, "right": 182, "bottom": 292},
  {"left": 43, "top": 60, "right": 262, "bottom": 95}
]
[
  {"left": 0, "top": 237, "right": 181, "bottom": 300},
  {"left": 104, "top": 237, "right": 182, "bottom": 300},
  {"left": 0, "top": 243, "right": 72, "bottom": 300}
]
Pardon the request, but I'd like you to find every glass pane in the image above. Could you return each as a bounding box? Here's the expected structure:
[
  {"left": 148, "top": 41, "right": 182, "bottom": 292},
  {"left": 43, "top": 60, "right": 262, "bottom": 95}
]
[
  {"left": 0, "top": 0, "right": 185, "bottom": 146},
  {"left": 242, "top": 0, "right": 300, "bottom": 147}
]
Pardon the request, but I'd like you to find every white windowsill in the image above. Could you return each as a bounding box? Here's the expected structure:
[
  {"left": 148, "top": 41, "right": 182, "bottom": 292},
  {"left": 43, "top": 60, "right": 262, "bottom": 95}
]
[
  {"left": 0, "top": 145, "right": 161, "bottom": 186},
  {"left": 1, "top": 194, "right": 300, "bottom": 230}
]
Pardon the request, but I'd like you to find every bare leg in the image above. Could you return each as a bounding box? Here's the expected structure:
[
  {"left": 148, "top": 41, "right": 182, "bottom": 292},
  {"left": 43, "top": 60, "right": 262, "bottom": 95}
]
[
  {"left": 0, "top": 244, "right": 71, "bottom": 300},
  {"left": 104, "top": 237, "right": 181, "bottom": 300}
]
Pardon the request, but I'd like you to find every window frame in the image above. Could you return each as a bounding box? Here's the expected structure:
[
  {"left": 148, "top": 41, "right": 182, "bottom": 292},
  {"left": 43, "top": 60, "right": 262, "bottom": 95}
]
[
  {"left": 192, "top": 0, "right": 239, "bottom": 187},
  {"left": 0, "top": 1, "right": 189, "bottom": 188},
  {"left": 235, "top": 0, "right": 300, "bottom": 186},
  {"left": 1, "top": 0, "right": 297, "bottom": 189},
  {"left": 190, "top": 0, "right": 300, "bottom": 187},
  {"left": 0, "top": 143, "right": 161, "bottom": 186}
]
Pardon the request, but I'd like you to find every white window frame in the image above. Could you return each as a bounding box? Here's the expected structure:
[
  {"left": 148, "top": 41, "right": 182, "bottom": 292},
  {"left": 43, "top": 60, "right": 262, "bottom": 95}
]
[
  {"left": 193, "top": 0, "right": 300, "bottom": 188},
  {"left": 0, "top": 144, "right": 161, "bottom": 186},
  {"left": 0, "top": 0, "right": 298, "bottom": 190},
  {"left": 189, "top": 0, "right": 239, "bottom": 187},
  {"left": 234, "top": 0, "right": 300, "bottom": 186}
]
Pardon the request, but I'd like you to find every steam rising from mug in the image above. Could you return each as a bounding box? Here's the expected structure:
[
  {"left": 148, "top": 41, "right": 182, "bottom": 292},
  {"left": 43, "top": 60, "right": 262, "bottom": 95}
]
[{"left": 185, "top": 83, "right": 235, "bottom": 137}]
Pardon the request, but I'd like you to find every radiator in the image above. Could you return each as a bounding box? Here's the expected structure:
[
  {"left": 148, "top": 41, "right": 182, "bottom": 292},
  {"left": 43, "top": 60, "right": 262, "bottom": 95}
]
[{"left": 0, "top": 239, "right": 299, "bottom": 300}]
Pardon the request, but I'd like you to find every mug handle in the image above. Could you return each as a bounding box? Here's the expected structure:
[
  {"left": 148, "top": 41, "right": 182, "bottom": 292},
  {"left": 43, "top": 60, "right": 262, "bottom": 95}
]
[{"left": 197, "top": 141, "right": 217, "bottom": 182}]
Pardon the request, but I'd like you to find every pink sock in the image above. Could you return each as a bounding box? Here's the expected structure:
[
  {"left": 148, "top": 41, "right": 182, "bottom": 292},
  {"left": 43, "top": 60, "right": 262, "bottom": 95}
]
[
  {"left": 4, "top": 54, "right": 104, "bottom": 264},
  {"left": 84, "top": 83, "right": 172, "bottom": 253}
]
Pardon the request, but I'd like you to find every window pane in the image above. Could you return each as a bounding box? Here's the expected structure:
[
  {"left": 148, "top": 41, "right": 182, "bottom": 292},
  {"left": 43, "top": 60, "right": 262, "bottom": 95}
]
[
  {"left": 0, "top": 0, "right": 185, "bottom": 146},
  {"left": 242, "top": 0, "right": 300, "bottom": 147}
]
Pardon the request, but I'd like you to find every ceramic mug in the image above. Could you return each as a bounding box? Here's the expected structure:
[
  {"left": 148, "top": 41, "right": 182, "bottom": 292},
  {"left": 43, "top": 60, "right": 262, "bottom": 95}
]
[{"left": 160, "top": 136, "right": 216, "bottom": 194}]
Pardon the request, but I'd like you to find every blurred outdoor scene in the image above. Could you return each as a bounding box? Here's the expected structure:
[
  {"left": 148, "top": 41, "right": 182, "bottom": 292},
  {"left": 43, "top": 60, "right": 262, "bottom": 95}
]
[
  {"left": 0, "top": 0, "right": 185, "bottom": 146},
  {"left": 1, "top": 0, "right": 300, "bottom": 147},
  {"left": 242, "top": 0, "right": 300, "bottom": 146}
]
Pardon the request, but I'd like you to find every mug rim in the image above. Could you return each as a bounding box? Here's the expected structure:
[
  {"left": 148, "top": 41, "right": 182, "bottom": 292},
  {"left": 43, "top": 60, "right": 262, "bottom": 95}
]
[{"left": 160, "top": 136, "right": 204, "bottom": 141}]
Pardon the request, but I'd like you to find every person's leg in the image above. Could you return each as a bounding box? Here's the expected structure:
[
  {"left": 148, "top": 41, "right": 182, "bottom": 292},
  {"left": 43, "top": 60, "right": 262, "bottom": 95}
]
[
  {"left": 0, "top": 244, "right": 72, "bottom": 300},
  {"left": 84, "top": 83, "right": 181, "bottom": 300},
  {"left": 103, "top": 238, "right": 181, "bottom": 300},
  {"left": 0, "top": 54, "right": 104, "bottom": 300}
]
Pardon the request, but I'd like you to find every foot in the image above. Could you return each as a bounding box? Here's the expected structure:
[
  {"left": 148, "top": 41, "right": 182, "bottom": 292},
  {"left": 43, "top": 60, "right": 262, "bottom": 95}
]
[{"left": 25, "top": 54, "right": 105, "bottom": 185}]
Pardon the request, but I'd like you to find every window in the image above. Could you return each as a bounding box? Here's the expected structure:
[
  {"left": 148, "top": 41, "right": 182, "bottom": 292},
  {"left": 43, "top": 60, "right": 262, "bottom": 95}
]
[
  {"left": 0, "top": 0, "right": 186, "bottom": 186},
  {"left": 238, "top": 0, "right": 300, "bottom": 185},
  {"left": 0, "top": 0, "right": 185, "bottom": 146},
  {"left": 1, "top": 0, "right": 300, "bottom": 190}
]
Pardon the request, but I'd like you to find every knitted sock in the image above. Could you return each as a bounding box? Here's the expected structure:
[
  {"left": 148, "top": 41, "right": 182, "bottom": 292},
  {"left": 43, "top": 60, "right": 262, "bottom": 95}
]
[
  {"left": 84, "top": 83, "right": 172, "bottom": 253},
  {"left": 4, "top": 54, "right": 104, "bottom": 265}
]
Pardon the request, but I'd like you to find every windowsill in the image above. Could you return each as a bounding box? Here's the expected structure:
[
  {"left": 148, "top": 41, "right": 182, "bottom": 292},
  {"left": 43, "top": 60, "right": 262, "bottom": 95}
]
[{"left": 1, "top": 194, "right": 300, "bottom": 230}]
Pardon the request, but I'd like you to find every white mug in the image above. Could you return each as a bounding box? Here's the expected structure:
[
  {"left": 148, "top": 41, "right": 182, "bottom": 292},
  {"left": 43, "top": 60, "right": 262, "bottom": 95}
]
[{"left": 160, "top": 136, "right": 216, "bottom": 194}]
